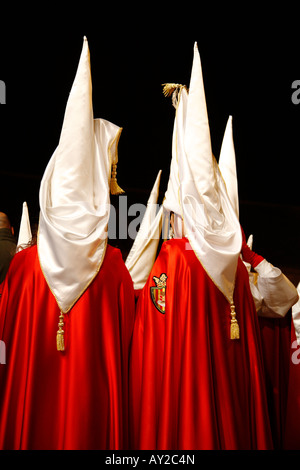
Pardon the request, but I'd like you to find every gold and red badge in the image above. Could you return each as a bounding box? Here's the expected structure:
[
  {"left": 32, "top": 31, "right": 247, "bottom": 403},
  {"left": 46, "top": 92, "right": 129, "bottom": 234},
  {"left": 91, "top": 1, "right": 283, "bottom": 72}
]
[{"left": 150, "top": 273, "right": 167, "bottom": 314}]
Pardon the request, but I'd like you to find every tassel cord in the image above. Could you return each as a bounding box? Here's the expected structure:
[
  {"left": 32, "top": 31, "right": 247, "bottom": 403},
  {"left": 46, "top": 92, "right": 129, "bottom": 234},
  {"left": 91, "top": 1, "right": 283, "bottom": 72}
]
[
  {"left": 56, "top": 312, "right": 65, "bottom": 351},
  {"left": 110, "top": 163, "right": 125, "bottom": 195},
  {"left": 230, "top": 302, "right": 240, "bottom": 340}
]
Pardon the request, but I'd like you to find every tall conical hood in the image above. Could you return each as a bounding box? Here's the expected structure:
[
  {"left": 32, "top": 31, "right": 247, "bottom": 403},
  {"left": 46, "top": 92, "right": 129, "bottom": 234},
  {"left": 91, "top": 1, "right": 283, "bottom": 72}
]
[
  {"left": 38, "top": 37, "right": 122, "bottom": 314},
  {"left": 218, "top": 115, "right": 239, "bottom": 219},
  {"left": 178, "top": 43, "right": 242, "bottom": 305},
  {"left": 50, "top": 37, "right": 94, "bottom": 206},
  {"left": 17, "top": 201, "right": 32, "bottom": 251},
  {"left": 126, "top": 170, "right": 163, "bottom": 290},
  {"left": 183, "top": 43, "right": 220, "bottom": 212},
  {"left": 163, "top": 86, "right": 187, "bottom": 218},
  {"left": 162, "top": 85, "right": 188, "bottom": 241}
]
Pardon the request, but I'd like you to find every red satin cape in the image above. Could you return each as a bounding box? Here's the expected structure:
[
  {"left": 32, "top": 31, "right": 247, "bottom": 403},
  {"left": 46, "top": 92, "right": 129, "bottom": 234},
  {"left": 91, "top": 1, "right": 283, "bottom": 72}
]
[
  {"left": 129, "top": 238, "right": 273, "bottom": 450},
  {"left": 0, "top": 244, "right": 135, "bottom": 450}
]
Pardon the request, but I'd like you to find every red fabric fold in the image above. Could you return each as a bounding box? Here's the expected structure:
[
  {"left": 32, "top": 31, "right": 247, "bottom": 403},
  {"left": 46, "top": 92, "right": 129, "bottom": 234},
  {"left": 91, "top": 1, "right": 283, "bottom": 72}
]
[
  {"left": 284, "top": 320, "right": 300, "bottom": 449},
  {"left": 241, "top": 240, "right": 265, "bottom": 268},
  {"left": 129, "top": 238, "right": 273, "bottom": 450},
  {"left": 0, "top": 244, "right": 135, "bottom": 450},
  {"left": 258, "top": 313, "right": 292, "bottom": 449}
]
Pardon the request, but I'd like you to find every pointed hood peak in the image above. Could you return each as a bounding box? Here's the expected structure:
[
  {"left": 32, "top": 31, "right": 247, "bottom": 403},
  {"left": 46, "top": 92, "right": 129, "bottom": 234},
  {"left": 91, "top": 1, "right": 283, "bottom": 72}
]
[
  {"left": 218, "top": 115, "right": 239, "bottom": 218},
  {"left": 38, "top": 38, "right": 122, "bottom": 316},
  {"left": 184, "top": 42, "right": 217, "bottom": 207},
  {"left": 166, "top": 44, "right": 241, "bottom": 305},
  {"left": 17, "top": 201, "right": 32, "bottom": 252}
]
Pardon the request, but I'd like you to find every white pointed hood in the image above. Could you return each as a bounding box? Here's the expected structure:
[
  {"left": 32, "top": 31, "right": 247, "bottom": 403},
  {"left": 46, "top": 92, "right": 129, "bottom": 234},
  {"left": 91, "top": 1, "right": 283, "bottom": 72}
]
[
  {"left": 17, "top": 201, "right": 32, "bottom": 251},
  {"left": 125, "top": 170, "right": 163, "bottom": 290},
  {"left": 177, "top": 43, "right": 242, "bottom": 304},
  {"left": 218, "top": 116, "right": 239, "bottom": 219},
  {"left": 163, "top": 89, "right": 185, "bottom": 218},
  {"left": 38, "top": 37, "right": 122, "bottom": 313},
  {"left": 162, "top": 85, "right": 188, "bottom": 240}
]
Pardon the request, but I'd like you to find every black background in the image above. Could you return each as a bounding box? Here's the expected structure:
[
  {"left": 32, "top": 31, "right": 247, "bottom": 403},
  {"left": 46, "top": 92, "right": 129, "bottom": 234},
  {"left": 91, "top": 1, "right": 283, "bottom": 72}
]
[{"left": 0, "top": 5, "right": 299, "bottom": 279}]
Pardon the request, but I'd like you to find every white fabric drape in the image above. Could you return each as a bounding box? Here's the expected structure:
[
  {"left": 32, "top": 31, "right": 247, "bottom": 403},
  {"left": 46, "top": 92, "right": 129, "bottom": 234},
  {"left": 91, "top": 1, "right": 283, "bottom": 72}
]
[
  {"left": 174, "top": 44, "right": 242, "bottom": 304},
  {"left": 38, "top": 37, "right": 121, "bottom": 313}
]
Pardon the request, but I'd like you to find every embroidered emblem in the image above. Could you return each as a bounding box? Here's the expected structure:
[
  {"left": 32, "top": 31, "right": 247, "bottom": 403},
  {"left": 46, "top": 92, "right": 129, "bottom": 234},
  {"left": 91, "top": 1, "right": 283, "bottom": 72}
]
[{"left": 150, "top": 273, "right": 167, "bottom": 314}]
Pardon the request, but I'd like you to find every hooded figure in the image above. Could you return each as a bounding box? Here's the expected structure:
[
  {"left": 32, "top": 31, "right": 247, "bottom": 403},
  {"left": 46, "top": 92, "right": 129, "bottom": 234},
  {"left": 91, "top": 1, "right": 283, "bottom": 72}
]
[
  {"left": 0, "top": 37, "right": 135, "bottom": 450},
  {"left": 129, "top": 43, "right": 273, "bottom": 450},
  {"left": 219, "top": 114, "right": 298, "bottom": 315},
  {"left": 218, "top": 114, "right": 298, "bottom": 449},
  {"left": 218, "top": 116, "right": 298, "bottom": 319},
  {"left": 125, "top": 169, "right": 163, "bottom": 298}
]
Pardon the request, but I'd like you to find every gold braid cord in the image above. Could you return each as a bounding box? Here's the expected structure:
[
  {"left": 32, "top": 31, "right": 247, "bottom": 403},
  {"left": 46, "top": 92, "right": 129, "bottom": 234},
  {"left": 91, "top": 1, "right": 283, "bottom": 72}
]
[
  {"left": 110, "top": 163, "right": 125, "bottom": 195},
  {"left": 230, "top": 302, "right": 240, "bottom": 340},
  {"left": 56, "top": 312, "right": 65, "bottom": 351}
]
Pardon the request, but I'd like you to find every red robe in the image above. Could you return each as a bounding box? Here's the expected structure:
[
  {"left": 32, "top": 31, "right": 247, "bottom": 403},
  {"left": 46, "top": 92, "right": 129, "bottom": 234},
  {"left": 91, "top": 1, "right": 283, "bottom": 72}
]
[
  {"left": 284, "top": 320, "right": 300, "bottom": 449},
  {"left": 258, "top": 313, "right": 292, "bottom": 449},
  {"left": 0, "top": 244, "right": 135, "bottom": 450},
  {"left": 129, "top": 238, "right": 273, "bottom": 450}
]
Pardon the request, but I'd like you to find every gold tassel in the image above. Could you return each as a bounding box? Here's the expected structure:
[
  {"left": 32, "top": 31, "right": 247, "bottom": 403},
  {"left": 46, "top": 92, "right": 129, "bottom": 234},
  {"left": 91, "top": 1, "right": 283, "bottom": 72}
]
[
  {"left": 56, "top": 312, "right": 65, "bottom": 351},
  {"left": 162, "top": 83, "right": 187, "bottom": 109},
  {"left": 162, "top": 83, "right": 184, "bottom": 97},
  {"left": 230, "top": 302, "right": 240, "bottom": 340},
  {"left": 110, "top": 163, "right": 125, "bottom": 195}
]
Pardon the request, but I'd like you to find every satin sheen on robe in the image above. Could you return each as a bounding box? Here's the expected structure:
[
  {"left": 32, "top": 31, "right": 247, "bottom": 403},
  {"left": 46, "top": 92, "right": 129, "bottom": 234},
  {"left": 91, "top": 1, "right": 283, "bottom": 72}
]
[
  {"left": 129, "top": 238, "right": 273, "bottom": 450},
  {"left": 0, "top": 244, "right": 135, "bottom": 450}
]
